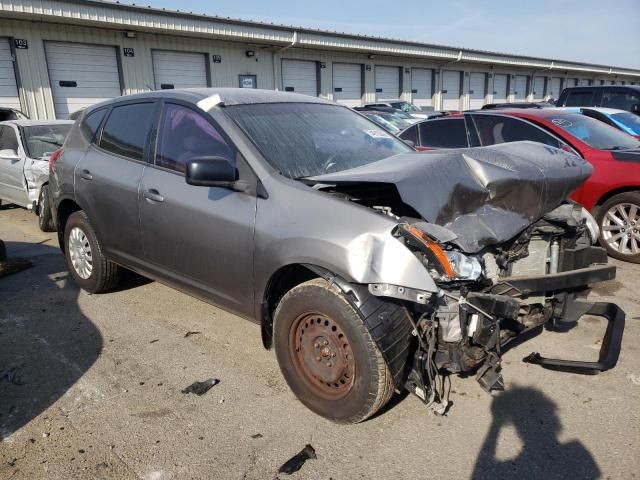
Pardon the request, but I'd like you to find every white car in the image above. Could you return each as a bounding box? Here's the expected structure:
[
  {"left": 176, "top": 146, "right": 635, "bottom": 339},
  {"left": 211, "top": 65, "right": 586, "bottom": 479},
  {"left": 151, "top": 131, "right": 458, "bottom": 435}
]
[{"left": 0, "top": 119, "right": 73, "bottom": 231}]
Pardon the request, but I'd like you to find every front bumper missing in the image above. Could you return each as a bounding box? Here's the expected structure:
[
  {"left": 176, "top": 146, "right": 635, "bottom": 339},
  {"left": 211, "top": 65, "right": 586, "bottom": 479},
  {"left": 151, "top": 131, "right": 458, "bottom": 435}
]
[{"left": 523, "top": 302, "right": 625, "bottom": 373}]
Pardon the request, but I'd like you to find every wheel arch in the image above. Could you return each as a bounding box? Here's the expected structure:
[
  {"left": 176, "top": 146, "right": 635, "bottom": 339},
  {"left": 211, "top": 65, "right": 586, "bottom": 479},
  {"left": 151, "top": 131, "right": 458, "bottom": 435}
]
[
  {"left": 593, "top": 186, "right": 640, "bottom": 214},
  {"left": 55, "top": 197, "right": 83, "bottom": 252}
]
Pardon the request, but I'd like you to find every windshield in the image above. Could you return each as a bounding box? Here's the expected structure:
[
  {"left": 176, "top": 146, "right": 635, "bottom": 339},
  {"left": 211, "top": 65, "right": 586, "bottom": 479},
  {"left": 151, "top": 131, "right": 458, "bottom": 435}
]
[
  {"left": 390, "top": 101, "right": 421, "bottom": 112},
  {"left": 23, "top": 124, "right": 71, "bottom": 158},
  {"left": 547, "top": 113, "right": 640, "bottom": 150},
  {"left": 224, "top": 103, "right": 412, "bottom": 178},
  {"left": 611, "top": 112, "right": 640, "bottom": 135}
]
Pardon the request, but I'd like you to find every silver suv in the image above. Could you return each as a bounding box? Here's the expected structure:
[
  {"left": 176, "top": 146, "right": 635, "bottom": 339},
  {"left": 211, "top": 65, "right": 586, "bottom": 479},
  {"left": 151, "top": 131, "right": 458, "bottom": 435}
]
[{"left": 50, "top": 88, "right": 625, "bottom": 423}]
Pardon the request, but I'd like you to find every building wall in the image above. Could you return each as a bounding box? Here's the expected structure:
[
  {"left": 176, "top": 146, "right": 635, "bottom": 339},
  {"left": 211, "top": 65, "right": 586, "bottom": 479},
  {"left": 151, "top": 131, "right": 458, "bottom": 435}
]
[{"left": 1, "top": 16, "right": 638, "bottom": 119}]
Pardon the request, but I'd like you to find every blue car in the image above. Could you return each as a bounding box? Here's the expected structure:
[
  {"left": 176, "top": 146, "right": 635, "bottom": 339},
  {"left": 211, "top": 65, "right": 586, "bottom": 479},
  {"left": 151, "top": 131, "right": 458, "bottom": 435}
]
[{"left": 560, "top": 107, "right": 640, "bottom": 138}]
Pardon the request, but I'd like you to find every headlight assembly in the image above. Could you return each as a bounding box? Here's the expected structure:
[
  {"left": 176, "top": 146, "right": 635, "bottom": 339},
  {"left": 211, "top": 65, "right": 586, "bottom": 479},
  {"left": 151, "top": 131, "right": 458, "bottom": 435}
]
[{"left": 398, "top": 224, "right": 482, "bottom": 282}]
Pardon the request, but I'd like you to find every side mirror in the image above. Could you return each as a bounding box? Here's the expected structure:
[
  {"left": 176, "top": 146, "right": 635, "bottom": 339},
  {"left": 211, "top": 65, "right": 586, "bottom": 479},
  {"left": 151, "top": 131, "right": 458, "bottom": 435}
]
[
  {"left": 185, "top": 156, "right": 238, "bottom": 187},
  {"left": 0, "top": 148, "right": 19, "bottom": 159}
]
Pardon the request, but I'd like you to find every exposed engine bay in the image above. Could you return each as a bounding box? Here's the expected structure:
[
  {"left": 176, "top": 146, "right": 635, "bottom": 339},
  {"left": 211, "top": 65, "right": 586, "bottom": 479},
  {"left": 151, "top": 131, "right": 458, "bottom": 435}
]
[{"left": 309, "top": 142, "right": 625, "bottom": 413}]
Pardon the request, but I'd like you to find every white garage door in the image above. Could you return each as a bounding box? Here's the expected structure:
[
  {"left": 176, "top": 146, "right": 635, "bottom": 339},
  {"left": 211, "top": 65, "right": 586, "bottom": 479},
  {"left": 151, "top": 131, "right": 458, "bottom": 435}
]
[
  {"left": 332, "top": 63, "right": 361, "bottom": 107},
  {"left": 493, "top": 74, "right": 508, "bottom": 103},
  {"left": 0, "top": 39, "right": 20, "bottom": 110},
  {"left": 153, "top": 50, "right": 208, "bottom": 90},
  {"left": 468, "top": 72, "right": 486, "bottom": 109},
  {"left": 513, "top": 75, "right": 528, "bottom": 101},
  {"left": 45, "top": 42, "right": 121, "bottom": 119},
  {"left": 282, "top": 59, "right": 317, "bottom": 97},
  {"left": 375, "top": 66, "right": 400, "bottom": 101},
  {"left": 442, "top": 70, "right": 461, "bottom": 110},
  {"left": 532, "top": 76, "right": 545, "bottom": 101},
  {"left": 579, "top": 78, "right": 591, "bottom": 86},
  {"left": 411, "top": 68, "right": 433, "bottom": 107},
  {"left": 549, "top": 77, "right": 562, "bottom": 100}
]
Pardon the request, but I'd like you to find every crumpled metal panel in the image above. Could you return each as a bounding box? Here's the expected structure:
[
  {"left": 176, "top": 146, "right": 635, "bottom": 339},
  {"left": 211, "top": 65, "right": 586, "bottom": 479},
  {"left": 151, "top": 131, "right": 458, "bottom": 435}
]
[{"left": 310, "top": 141, "right": 592, "bottom": 252}]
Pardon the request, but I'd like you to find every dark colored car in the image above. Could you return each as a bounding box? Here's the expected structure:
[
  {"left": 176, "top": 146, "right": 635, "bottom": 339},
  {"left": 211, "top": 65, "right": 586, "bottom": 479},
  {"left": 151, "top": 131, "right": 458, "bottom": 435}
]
[
  {"left": 400, "top": 110, "right": 640, "bottom": 262},
  {"left": 557, "top": 85, "right": 640, "bottom": 115},
  {"left": 49, "top": 89, "right": 624, "bottom": 423},
  {"left": 481, "top": 102, "right": 554, "bottom": 110}
]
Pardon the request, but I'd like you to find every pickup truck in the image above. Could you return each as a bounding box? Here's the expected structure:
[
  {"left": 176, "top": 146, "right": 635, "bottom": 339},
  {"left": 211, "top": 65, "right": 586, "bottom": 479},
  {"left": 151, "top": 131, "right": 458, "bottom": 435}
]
[{"left": 0, "top": 119, "right": 72, "bottom": 231}]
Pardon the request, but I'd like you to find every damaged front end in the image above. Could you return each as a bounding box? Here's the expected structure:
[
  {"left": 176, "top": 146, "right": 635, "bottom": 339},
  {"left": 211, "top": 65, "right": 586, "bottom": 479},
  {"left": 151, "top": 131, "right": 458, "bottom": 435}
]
[{"left": 311, "top": 142, "right": 625, "bottom": 410}]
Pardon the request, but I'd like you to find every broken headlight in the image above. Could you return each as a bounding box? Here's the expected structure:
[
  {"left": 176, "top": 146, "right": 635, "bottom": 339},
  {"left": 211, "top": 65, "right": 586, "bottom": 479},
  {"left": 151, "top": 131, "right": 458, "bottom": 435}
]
[
  {"left": 398, "top": 224, "right": 482, "bottom": 282},
  {"left": 445, "top": 251, "right": 482, "bottom": 281}
]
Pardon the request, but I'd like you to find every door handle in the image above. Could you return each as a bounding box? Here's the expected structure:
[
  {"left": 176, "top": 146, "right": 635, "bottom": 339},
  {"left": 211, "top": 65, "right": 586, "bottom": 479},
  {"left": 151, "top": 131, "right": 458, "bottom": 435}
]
[
  {"left": 79, "top": 169, "right": 93, "bottom": 181},
  {"left": 143, "top": 189, "right": 164, "bottom": 203}
]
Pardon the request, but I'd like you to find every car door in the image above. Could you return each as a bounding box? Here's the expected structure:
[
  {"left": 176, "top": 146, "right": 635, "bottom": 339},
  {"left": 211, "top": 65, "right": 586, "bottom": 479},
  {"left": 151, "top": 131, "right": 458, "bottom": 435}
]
[
  {"left": 138, "top": 101, "right": 257, "bottom": 315},
  {"left": 75, "top": 101, "right": 157, "bottom": 264},
  {"left": 0, "top": 124, "right": 28, "bottom": 206}
]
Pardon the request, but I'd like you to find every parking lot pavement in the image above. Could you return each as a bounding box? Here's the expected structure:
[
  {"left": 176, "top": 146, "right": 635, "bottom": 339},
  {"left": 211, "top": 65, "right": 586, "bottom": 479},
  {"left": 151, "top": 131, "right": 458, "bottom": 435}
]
[{"left": 1, "top": 206, "right": 639, "bottom": 480}]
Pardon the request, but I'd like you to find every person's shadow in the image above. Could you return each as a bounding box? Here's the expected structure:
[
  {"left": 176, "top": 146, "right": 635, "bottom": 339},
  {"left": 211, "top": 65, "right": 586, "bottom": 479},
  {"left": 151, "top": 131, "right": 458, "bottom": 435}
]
[
  {"left": 0, "top": 241, "right": 102, "bottom": 440},
  {"left": 472, "top": 386, "right": 601, "bottom": 480}
]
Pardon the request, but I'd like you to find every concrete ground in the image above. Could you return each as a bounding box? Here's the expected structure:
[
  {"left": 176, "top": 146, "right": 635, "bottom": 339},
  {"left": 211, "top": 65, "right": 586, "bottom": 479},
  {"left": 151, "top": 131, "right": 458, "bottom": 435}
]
[{"left": 0, "top": 205, "right": 638, "bottom": 480}]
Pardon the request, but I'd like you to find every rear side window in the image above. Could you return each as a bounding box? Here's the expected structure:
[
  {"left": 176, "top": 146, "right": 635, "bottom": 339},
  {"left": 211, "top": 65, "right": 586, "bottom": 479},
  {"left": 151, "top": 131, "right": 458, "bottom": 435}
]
[
  {"left": 0, "top": 125, "right": 19, "bottom": 152},
  {"left": 470, "top": 114, "right": 564, "bottom": 149},
  {"left": 418, "top": 119, "right": 467, "bottom": 148},
  {"left": 99, "top": 103, "right": 155, "bottom": 161},
  {"left": 81, "top": 108, "right": 107, "bottom": 142},
  {"left": 399, "top": 125, "right": 418, "bottom": 145},
  {"left": 601, "top": 90, "right": 640, "bottom": 110},
  {"left": 155, "top": 103, "right": 234, "bottom": 173},
  {"left": 564, "top": 90, "right": 595, "bottom": 107}
]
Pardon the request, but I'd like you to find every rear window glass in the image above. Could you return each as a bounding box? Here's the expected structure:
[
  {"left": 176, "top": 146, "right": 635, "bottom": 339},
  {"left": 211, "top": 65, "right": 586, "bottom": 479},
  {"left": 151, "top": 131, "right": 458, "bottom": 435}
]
[
  {"left": 601, "top": 91, "right": 640, "bottom": 110},
  {"left": 23, "top": 124, "right": 71, "bottom": 158},
  {"left": 99, "top": 103, "right": 155, "bottom": 161},
  {"left": 564, "top": 91, "right": 595, "bottom": 107},
  {"left": 81, "top": 108, "right": 107, "bottom": 142},
  {"left": 418, "top": 119, "right": 467, "bottom": 148}
]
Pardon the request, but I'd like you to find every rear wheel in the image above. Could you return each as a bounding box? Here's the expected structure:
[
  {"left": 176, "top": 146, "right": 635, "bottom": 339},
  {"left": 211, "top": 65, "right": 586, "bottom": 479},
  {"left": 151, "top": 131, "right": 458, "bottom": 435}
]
[
  {"left": 274, "top": 278, "right": 396, "bottom": 423},
  {"left": 64, "top": 211, "right": 121, "bottom": 292},
  {"left": 37, "top": 185, "right": 55, "bottom": 232},
  {"left": 597, "top": 192, "right": 640, "bottom": 263}
]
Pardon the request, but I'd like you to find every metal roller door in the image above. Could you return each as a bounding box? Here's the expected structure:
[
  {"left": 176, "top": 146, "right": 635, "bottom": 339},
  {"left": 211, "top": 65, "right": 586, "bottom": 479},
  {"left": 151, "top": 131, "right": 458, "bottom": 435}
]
[
  {"left": 513, "top": 75, "right": 528, "bottom": 101},
  {"left": 375, "top": 66, "right": 400, "bottom": 101},
  {"left": 468, "top": 72, "right": 486, "bottom": 109},
  {"left": 0, "top": 39, "right": 21, "bottom": 110},
  {"left": 492, "top": 74, "right": 508, "bottom": 103},
  {"left": 45, "top": 41, "right": 121, "bottom": 119},
  {"left": 282, "top": 59, "right": 317, "bottom": 97},
  {"left": 549, "top": 77, "right": 562, "bottom": 100},
  {"left": 332, "top": 63, "right": 361, "bottom": 107},
  {"left": 441, "top": 70, "right": 461, "bottom": 110},
  {"left": 411, "top": 68, "right": 433, "bottom": 107},
  {"left": 153, "top": 50, "right": 208, "bottom": 90},
  {"left": 532, "top": 76, "right": 545, "bottom": 101},
  {"left": 579, "top": 78, "right": 591, "bottom": 86}
]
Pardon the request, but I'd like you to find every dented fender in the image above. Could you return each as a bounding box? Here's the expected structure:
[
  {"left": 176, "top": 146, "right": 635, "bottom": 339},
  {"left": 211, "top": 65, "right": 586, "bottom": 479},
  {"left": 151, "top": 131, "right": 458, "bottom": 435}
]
[{"left": 23, "top": 158, "right": 49, "bottom": 207}]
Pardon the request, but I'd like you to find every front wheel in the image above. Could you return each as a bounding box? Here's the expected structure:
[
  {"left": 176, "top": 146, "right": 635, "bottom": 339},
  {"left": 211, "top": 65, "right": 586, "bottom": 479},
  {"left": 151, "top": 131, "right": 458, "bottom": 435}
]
[
  {"left": 274, "top": 278, "right": 396, "bottom": 423},
  {"left": 37, "top": 185, "right": 55, "bottom": 232},
  {"left": 597, "top": 192, "right": 640, "bottom": 263},
  {"left": 64, "top": 211, "right": 121, "bottom": 293}
]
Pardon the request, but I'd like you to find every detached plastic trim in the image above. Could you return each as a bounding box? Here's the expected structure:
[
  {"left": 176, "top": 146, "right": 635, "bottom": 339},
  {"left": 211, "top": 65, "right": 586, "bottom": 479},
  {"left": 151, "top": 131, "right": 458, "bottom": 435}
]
[{"left": 523, "top": 302, "right": 625, "bottom": 373}]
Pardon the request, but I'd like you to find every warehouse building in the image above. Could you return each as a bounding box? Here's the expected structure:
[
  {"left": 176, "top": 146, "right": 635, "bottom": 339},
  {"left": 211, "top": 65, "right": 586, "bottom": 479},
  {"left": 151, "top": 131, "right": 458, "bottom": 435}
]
[{"left": 1, "top": 0, "right": 639, "bottom": 119}]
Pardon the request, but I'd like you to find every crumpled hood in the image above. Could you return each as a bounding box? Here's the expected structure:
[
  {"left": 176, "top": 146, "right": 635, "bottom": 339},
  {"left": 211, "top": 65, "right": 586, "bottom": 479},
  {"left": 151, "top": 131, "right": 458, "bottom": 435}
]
[{"left": 310, "top": 141, "right": 592, "bottom": 252}]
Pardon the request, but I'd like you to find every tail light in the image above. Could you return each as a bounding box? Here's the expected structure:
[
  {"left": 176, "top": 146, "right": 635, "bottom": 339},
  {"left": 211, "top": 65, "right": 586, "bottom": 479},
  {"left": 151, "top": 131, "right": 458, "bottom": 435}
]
[{"left": 49, "top": 148, "right": 62, "bottom": 172}]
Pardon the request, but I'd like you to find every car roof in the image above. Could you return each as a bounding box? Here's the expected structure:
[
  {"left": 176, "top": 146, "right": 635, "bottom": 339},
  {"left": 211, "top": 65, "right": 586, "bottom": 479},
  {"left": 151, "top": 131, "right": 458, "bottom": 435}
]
[
  {"left": 85, "top": 88, "right": 334, "bottom": 113},
  {"left": 563, "top": 85, "right": 640, "bottom": 91},
  {"left": 577, "top": 107, "right": 631, "bottom": 115},
  {"left": 0, "top": 119, "right": 74, "bottom": 127}
]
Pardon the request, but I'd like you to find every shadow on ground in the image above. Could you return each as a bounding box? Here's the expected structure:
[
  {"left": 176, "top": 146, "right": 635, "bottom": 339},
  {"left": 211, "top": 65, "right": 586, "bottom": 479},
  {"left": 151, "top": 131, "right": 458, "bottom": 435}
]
[
  {"left": 471, "top": 386, "right": 600, "bottom": 479},
  {"left": 0, "top": 241, "right": 101, "bottom": 440}
]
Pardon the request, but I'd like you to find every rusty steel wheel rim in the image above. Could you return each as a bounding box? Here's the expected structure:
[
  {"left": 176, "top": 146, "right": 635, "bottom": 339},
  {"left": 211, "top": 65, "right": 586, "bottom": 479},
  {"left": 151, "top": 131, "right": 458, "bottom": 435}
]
[{"left": 289, "top": 311, "right": 355, "bottom": 400}]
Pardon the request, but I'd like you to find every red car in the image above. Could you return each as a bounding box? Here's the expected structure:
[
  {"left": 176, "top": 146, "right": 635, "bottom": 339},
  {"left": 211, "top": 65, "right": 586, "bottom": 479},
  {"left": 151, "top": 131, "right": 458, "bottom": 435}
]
[{"left": 400, "top": 109, "right": 640, "bottom": 262}]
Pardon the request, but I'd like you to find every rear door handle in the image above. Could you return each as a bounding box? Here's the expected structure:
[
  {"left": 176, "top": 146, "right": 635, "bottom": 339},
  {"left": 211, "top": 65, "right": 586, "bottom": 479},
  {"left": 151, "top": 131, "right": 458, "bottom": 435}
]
[
  {"left": 79, "top": 169, "right": 93, "bottom": 181},
  {"left": 143, "top": 188, "right": 164, "bottom": 203}
]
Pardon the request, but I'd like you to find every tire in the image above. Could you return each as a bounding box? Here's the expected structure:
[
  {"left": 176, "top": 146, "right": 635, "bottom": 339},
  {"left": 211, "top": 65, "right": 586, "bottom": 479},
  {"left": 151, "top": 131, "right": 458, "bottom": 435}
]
[
  {"left": 596, "top": 191, "right": 640, "bottom": 264},
  {"left": 274, "top": 278, "right": 400, "bottom": 423},
  {"left": 37, "top": 185, "right": 55, "bottom": 232},
  {"left": 63, "top": 210, "right": 121, "bottom": 293}
]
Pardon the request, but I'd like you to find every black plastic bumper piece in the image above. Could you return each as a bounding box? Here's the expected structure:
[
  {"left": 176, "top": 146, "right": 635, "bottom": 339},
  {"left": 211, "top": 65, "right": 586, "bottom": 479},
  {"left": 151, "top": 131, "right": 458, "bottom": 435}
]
[
  {"left": 523, "top": 302, "right": 625, "bottom": 373},
  {"left": 498, "top": 265, "right": 616, "bottom": 295}
]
